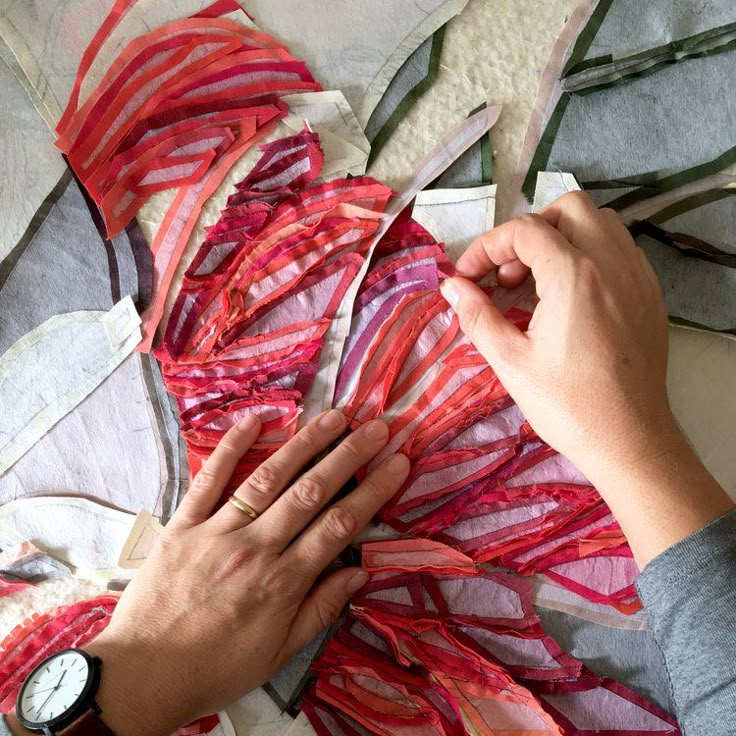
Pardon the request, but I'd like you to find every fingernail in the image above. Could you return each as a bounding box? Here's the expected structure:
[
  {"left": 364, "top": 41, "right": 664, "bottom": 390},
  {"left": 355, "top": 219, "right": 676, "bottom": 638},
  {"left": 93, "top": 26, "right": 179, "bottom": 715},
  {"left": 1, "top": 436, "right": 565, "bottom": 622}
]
[
  {"left": 440, "top": 279, "right": 460, "bottom": 310},
  {"left": 386, "top": 453, "right": 410, "bottom": 475},
  {"left": 345, "top": 570, "right": 370, "bottom": 595},
  {"left": 319, "top": 410, "right": 344, "bottom": 431},
  {"left": 364, "top": 419, "right": 389, "bottom": 441},
  {"left": 237, "top": 414, "right": 258, "bottom": 430}
]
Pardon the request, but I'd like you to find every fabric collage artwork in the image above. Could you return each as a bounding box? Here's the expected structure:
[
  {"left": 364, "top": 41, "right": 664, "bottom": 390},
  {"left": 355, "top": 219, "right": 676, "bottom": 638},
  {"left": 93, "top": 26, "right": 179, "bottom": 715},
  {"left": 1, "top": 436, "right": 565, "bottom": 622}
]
[{"left": 0, "top": 0, "right": 690, "bottom": 734}]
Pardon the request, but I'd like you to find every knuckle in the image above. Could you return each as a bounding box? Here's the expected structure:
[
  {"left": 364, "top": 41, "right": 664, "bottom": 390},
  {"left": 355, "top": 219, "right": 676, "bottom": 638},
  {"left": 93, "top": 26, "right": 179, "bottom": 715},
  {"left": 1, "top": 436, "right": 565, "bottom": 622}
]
[
  {"left": 219, "top": 543, "right": 258, "bottom": 579},
  {"left": 246, "top": 463, "right": 282, "bottom": 500},
  {"left": 560, "top": 190, "right": 592, "bottom": 208},
  {"left": 459, "top": 300, "right": 483, "bottom": 338},
  {"left": 338, "top": 437, "right": 364, "bottom": 464},
  {"left": 291, "top": 474, "right": 327, "bottom": 510},
  {"left": 321, "top": 506, "right": 357, "bottom": 541},
  {"left": 190, "top": 465, "right": 217, "bottom": 493},
  {"left": 316, "top": 598, "right": 343, "bottom": 629},
  {"left": 291, "top": 428, "right": 319, "bottom": 453}
]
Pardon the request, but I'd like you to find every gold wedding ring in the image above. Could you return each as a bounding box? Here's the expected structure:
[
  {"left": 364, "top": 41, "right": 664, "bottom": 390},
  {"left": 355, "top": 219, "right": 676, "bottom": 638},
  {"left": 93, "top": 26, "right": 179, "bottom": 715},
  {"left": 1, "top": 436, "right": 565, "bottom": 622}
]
[{"left": 228, "top": 494, "right": 259, "bottom": 520}]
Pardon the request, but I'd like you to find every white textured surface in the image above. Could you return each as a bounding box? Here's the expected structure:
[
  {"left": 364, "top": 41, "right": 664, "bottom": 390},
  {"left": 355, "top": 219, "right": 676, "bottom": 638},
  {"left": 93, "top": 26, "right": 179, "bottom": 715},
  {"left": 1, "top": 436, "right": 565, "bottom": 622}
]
[{"left": 368, "top": 0, "right": 580, "bottom": 223}]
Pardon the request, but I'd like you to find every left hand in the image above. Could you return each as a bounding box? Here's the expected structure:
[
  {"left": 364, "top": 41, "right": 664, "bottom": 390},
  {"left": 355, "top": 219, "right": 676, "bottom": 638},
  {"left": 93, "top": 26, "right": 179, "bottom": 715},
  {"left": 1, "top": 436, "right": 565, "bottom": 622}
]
[{"left": 82, "top": 410, "right": 409, "bottom": 736}]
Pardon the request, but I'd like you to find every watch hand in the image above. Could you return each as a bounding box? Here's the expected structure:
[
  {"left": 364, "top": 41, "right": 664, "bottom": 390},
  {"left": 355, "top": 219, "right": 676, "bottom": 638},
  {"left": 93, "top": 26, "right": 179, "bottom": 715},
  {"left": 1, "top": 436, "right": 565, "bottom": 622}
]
[
  {"left": 36, "top": 669, "right": 68, "bottom": 718},
  {"left": 36, "top": 688, "right": 57, "bottom": 718}
]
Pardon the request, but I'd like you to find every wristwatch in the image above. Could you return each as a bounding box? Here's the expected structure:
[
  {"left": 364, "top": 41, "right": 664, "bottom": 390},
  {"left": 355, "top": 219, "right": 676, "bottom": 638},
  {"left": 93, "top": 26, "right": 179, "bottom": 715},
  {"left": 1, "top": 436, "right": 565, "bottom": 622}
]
[{"left": 15, "top": 649, "right": 114, "bottom": 735}]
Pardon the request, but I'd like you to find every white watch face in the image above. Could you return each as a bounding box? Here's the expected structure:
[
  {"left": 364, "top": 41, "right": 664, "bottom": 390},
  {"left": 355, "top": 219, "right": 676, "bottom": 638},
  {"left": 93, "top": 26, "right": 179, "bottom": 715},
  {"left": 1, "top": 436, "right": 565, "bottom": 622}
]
[{"left": 18, "top": 650, "right": 91, "bottom": 725}]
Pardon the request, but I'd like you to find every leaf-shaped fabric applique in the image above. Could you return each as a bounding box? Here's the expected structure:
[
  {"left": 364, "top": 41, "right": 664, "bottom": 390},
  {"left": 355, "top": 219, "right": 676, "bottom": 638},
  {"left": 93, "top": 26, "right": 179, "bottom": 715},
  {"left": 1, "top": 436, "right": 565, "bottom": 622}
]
[
  {"left": 306, "top": 539, "right": 679, "bottom": 736},
  {"left": 155, "top": 130, "right": 391, "bottom": 483},
  {"left": 334, "top": 217, "right": 637, "bottom": 612},
  {"left": 55, "top": 0, "right": 323, "bottom": 348}
]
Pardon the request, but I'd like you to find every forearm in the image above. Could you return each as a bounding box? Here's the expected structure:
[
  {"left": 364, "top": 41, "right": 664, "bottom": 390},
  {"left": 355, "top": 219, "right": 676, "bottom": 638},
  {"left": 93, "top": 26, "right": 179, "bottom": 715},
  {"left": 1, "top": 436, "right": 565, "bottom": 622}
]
[
  {"left": 583, "top": 415, "right": 734, "bottom": 569},
  {"left": 636, "top": 509, "right": 736, "bottom": 733}
]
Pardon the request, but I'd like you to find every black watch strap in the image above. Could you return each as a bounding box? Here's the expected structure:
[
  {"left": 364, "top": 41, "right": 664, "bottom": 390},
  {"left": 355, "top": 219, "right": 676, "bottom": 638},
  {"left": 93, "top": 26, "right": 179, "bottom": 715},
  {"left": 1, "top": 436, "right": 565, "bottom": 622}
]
[{"left": 57, "top": 710, "right": 114, "bottom": 736}]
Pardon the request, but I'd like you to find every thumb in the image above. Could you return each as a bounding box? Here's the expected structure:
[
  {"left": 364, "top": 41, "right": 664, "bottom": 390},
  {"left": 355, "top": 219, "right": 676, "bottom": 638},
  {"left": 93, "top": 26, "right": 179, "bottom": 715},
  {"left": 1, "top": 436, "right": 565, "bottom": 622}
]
[
  {"left": 440, "top": 276, "right": 524, "bottom": 367},
  {"left": 284, "top": 568, "right": 368, "bottom": 656}
]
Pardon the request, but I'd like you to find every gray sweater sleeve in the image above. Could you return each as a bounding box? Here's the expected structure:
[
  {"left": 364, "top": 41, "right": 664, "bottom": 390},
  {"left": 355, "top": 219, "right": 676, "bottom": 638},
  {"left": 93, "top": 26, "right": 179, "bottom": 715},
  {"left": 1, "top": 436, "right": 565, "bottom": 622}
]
[{"left": 636, "top": 509, "right": 736, "bottom": 734}]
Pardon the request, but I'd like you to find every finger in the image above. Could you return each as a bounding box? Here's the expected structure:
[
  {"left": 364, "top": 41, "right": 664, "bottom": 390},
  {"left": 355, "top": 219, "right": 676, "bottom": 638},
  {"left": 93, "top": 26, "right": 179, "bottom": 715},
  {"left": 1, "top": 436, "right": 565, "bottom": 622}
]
[
  {"left": 496, "top": 259, "right": 530, "bottom": 289},
  {"left": 538, "top": 192, "right": 628, "bottom": 261},
  {"left": 286, "top": 453, "right": 410, "bottom": 579},
  {"left": 456, "top": 213, "right": 576, "bottom": 296},
  {"left": 441, "top": 277, "right": 526, "bottom": 369},
  {"left": 252, "top": 419, "right": 391, "bottom": 548},
  {"left": 209, "top": 409, "right": 347, "bottom": 534},
  {"left": 169, "top": 414, "right": 261, "bottom": 531},
  {"left": 281, "top": 568, "right": 369, "bottom": 659}
]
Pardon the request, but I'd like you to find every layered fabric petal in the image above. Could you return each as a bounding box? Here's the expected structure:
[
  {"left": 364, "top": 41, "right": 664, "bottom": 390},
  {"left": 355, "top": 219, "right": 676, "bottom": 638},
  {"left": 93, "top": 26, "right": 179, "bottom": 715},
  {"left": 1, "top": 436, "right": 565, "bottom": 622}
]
[
  {"left": 305, "top": 539, "right": 679, "bottom": 736},
  {"left": 155, "top": 129, "right": 391, "bottom": 482},
  {"left": 335, "top": 215, "right": 639, "bottom": 613}
]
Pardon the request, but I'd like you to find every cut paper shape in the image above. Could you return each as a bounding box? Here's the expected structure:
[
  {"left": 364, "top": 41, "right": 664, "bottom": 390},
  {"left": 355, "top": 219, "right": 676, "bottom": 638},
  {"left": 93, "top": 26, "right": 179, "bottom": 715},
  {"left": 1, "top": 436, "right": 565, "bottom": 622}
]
[
  {"left": 282, "top": 91, "right": 371, "bottom": 178},
  {"left": 335, "top": 213, "right": 640, "bottom": 613},
  {"left": 305, "top": 539, "right": 679, "bottom": 735},
  {"left": 0, "top": 297, "right": 142, "bottom": 475},
  {"left": 0, "top": 170, "right": 150, "bottom": 355},
  {"left": 0, "top": 577, "right": 234, "bottom": 735},
  {"left": 0, "top": 53, "right": 66, "bottom": 264},
  {"left": 304, "top": 104, "right": 502, "bottom": 423},
  {"left": 537, "top": 607, "right": 674, "bottom": 714},
  {"left": 156, "top": 129, "right": 392, "bottom": 482},
  {"left": 365, "top": 26, "right": 446, "bottom": 165},
  {"left": 0, "top": 497, "right": 136, "bottom": 579},
  {"left": 0, "top": 353, "right": 187, "bottom": 521},
  {"left": 412, "top": 184, "right": 496, "bottom": 264},
  {"left": 118, "top": 510, "right": 164, "bottom": 569},
  {"left": 241, "top": 0, "right": 469, "bottom": 125}
]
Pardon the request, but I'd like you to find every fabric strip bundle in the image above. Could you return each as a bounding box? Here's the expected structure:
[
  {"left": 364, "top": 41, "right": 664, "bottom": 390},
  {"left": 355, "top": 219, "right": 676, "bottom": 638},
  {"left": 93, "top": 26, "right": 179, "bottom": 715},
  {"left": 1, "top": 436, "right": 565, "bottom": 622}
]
[
  {"left": 303, "top": 539, "right": 679, "bottom": 735},
  {"left": 54, "top": 0, "right": 322, "bottom": 348},
  {"left": 156, "top": 130, "right": 391, "bottom": 482},
  {"left": 335, "top": 216, "right": 641, "bottom": 614}
]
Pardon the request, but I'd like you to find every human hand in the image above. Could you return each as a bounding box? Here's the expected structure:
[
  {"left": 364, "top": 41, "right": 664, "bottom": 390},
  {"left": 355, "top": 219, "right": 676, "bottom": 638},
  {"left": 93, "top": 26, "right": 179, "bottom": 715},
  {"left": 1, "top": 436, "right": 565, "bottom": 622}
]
[
  {"left": 440, "top": 192, "right": 673, "bottom": 481},
  {"left": 440, "top": 192, "right": 733, "bottom": 567},
  {"left": 83, "top": 411, "right": 409, "bottom": 736}
]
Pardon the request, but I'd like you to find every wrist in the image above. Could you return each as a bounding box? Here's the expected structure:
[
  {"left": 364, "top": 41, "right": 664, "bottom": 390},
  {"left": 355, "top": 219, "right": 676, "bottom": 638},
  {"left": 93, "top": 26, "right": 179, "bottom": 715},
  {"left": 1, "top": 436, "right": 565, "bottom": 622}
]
[
  {"left": 583, "top": 416, "right": 734, "bottom": 568},
  {"left": 81, "top": 633, "right": 188, "bottom": 736}
]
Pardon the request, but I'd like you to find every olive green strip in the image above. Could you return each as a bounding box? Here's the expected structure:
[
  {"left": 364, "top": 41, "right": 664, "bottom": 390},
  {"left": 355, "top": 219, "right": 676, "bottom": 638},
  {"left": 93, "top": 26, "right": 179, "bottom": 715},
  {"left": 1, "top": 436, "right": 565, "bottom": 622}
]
[
  {"left": 669, "top": 315, "right": 736, "bottom": 336},
  {"left": 649, "top": 188, "right": 736, "bottom": 224},
  {"left": 522, "top": 0, "right": 617, "bottom": 202},
  {"left": 521, "top": 94, "right": 571, "bottom": 202},
  {"left": 570, "top": 36, "right": 736, "bottom": 96},
  {"left": 468, "top": 101, "right": 494, "bottom": 184},
  {"left": 560, "top": 0, "right": 617, "bottom": 77},
  {"left": 631, "top": 221, "right": 736, "bottom": 268},
  {"left": 367, "top": 25, "right": 446, "bottom": 167},
  {"left": 564, "top": 20, "right": 736, "bottom": 79},
  {"left": 598, "top": 144, "right": 736, "bottom": 212}
]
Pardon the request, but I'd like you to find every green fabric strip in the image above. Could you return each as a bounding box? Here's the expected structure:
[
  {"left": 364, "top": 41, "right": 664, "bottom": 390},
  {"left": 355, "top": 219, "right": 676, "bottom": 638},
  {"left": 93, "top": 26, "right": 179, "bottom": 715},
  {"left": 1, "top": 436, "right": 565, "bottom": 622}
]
[
  {"left": 560, "top": 0, "right": 617, "bottom": 77},
  {"left": 598, "top": 144, "right": 736, "bottom": 212},
  {"left": 521, "top": 94, "right": 571, "bottom": 202},
  {"left": 648, "top": 189, "right": 736, "bottom": 224},
  {"left": 564, "top": 19, "right": 736, "bottom": 78},
  {"left": 669, "top": 315, "right": 736, "bottom": 336},
  {"left": 568, "top": 35, "right": 736, "bottom": 96},
  {"left": 367, "top": 25, "right": 446, "bottom": 166},
  {"left": 469, "top": 101, "right": 494, "bottom": 184},
  {"left": 630, "top": 221, "right": 736, "bottom": 269}
]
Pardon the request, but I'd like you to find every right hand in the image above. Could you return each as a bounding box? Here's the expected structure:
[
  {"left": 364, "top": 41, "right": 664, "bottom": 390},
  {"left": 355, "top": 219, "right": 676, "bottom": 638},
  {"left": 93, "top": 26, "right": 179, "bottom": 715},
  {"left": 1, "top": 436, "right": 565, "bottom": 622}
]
[
  {"left": 440, "top": 192, "right": 734, "bottom": 569},
  {"left": 440, "top": 191, "right": 674, "bottom": 482}
]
